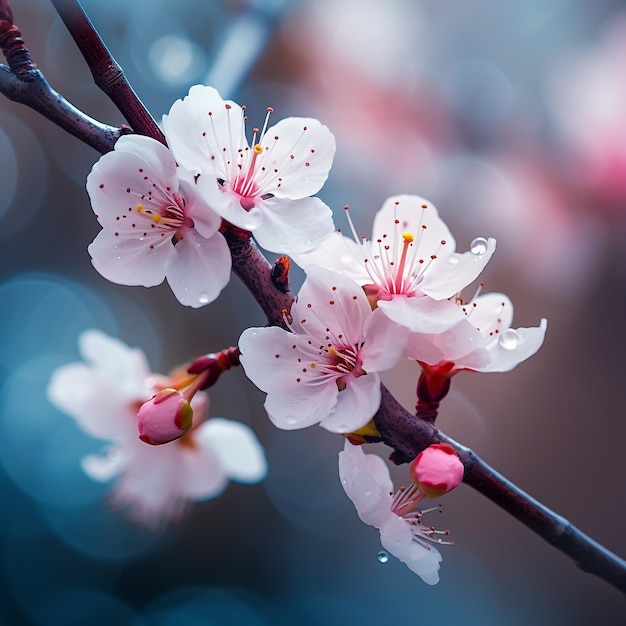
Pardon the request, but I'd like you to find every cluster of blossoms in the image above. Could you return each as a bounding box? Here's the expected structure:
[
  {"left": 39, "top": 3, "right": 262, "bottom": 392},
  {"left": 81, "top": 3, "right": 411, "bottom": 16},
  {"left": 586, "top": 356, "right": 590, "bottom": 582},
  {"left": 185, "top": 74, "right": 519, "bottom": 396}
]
[
  {"left": 48, "top": 330, "right": 266, "bottom": 528},
  {"left": 51, "top": 84, "right": 546, "bottom": 581}
]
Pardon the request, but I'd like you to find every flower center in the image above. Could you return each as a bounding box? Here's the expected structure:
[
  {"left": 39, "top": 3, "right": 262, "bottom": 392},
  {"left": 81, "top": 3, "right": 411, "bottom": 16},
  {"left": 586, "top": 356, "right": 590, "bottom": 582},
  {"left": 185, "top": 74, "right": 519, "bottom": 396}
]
[
  {"left": 343, "top": 204, "right": 447, "bottom": 300},
  {"left": 390, "top": 484, "right": 453, "bottom": 547},
  {"left": 136, "top": 191, "right": 192, "bottom": 237},
  {"left": 324, "top": 345, "right": 366, "bottom": 391}
]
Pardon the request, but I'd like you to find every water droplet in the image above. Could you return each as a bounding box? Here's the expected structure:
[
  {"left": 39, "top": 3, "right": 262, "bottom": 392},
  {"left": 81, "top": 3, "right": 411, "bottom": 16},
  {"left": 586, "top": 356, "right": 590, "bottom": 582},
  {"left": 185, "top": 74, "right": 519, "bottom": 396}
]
[
  {"left": 285, "top": 416, "right": 297, "bottom": 425},
  {"left": 470, "top": 237, "right": 488, "bottom": 255},
  {"left": 116, "top": 256, "right": 122, "bottom": 260},
  {"left": 198, "top": 292, "right": 210, "bottom": 304},
  {"left": 377, "top": 550, "right": 389, "bottom": 563},
  {"left": 364, "top": 489, "right": 372, "bottom": 497},
  {"left": 498, "top": 328, "right": 520, "bottom": 350}
]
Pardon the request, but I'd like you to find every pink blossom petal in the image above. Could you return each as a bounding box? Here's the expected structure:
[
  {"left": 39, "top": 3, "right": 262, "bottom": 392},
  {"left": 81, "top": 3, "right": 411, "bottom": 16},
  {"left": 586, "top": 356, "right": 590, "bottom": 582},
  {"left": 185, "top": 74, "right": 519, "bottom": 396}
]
[
  {"left": 200, "top": 418, "right": 267, "bottom": 483},
  {"left": 79, "top": 330, "right": 151, "bottom": 397},
  {"left": 462, "top": 293, "right": 515, "bottom": 331},
  {"left": 481, "top": 318, "right": 548, "bottom": 373},
  {"left": 405, "top": 318, "right": 486, "bottom": 364},
  {"left": 360, "top": 309, "right": 408, "bottom": 372},
  {"left": 81, "top": 446, "right": 126, "bottom": 482},
  {"left": 164, "top": 229, "right": 231, "bottom": 307},
  {"left": 177, "top": 434, "right": 228, "bottom": 500},
  {"left": 239, "top": 327, "right": 339, "bottom": 430},
  {"left": 377, "top": 294, "right": 465, "bottom": 333},
  {"left": 47, "top": 363, "right": 139, "bottom": 441},
  {"left": 372, "top": 195, "right": 455, "bottom": 258},
  {"left": 88, "top": 229, "right": 172, "bottom": 288},
  {"left": 379, "top": 516, "right": 442, "bottom": 585},
  {"left": 258, "top": 117, "right": 335, "bottom": 199},
  {"left": 291, "top": 232, "right": 370, "bottom": 283},
  {"left": 178, "top": 173, "right": 222, "bottom": 239},
  {"left": 320, "top": 372, "right": 382, "bottom": 433},
  {"left": 421, "top": 239, "right": 497, "bottom": 300},
  {"left": 291, "top": 265, "right": 372, "bottom": 341},
  {"left": 163, "top": 85, "right": 245, "bottom": 178},
  {"left": 252, "top": 196, "right": 334, "bottom": 255}
]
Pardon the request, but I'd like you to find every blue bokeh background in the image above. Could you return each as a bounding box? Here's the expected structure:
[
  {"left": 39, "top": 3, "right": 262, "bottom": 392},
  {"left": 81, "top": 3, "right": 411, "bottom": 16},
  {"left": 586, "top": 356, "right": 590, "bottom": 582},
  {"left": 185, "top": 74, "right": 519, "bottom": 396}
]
[{"left": 1, "top": 0, "right": 626, "bottom": 624}]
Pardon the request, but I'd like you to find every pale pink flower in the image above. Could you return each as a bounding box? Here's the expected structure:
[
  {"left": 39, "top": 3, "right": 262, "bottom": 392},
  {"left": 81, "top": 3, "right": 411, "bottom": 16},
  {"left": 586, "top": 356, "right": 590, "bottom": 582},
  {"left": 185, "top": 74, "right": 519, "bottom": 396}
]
[
  {"left": 405, "top": 292, "right": 547, "bottom": 373},
  {"left": 47, "top": 330, "right": 267, "bottom": 528},
  {"left": 294, "top": 194, "right": 496, "bottom": 333},
  {"left": 238, "top": 266, "right": 407, "bottom": 433},
  {"left": 86, "top": 134, "right": 231, "bottom": 308},
  {"left": 339, "top": 441, "right": 450, "bottom": 585},
  {"left": 162, "top": 85, "right": 336, "bottom": 255}
]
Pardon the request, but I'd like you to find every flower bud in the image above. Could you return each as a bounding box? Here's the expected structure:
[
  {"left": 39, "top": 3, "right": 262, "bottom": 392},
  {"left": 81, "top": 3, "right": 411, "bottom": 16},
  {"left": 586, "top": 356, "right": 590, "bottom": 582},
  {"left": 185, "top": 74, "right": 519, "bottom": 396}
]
[
  {"left": 409, "top": 443, "right": 464, "bottom": 498},
  {"left": 137, "top": 388, "right": 193, "bottom": 445}
]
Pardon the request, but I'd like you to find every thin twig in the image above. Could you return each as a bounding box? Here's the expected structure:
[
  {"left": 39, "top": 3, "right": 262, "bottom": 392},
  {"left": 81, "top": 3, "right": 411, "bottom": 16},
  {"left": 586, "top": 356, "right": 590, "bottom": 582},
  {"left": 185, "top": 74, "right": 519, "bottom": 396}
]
[
  {"left": 49, "top": 0, "right": 165, "bottom": 144},
  {"left": 0, "top": 65, "right": 123, "bottom": 153}
]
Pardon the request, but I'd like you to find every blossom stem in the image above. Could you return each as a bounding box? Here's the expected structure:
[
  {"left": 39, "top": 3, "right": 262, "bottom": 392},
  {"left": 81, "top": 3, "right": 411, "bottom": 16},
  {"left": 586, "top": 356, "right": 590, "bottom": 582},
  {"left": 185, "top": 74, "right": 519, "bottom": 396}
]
[
  {"left": 374, "top": 385, "right": 626, "bottom": 594},
  {"left": 49, "top": 0, "right": 166, "bottom": 145}
]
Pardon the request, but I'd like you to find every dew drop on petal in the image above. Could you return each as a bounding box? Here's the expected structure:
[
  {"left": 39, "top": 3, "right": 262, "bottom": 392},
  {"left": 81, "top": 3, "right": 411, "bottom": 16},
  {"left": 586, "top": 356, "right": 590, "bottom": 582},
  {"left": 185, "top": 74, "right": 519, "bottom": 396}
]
[
  {"left": 498, "top": 328, "right": 520, "bottom": 350},
  {"left": 285, "top": 416, "right": 298, "bottom": 425},
  {"left": 377, "top": 550, "right": 389, "bottom": 563},
  {"left": 198, "top": 292, "right": 210, "bottom": 304},
  {"left": 470, "top": 237, "right": 488, "bottom": 255}
]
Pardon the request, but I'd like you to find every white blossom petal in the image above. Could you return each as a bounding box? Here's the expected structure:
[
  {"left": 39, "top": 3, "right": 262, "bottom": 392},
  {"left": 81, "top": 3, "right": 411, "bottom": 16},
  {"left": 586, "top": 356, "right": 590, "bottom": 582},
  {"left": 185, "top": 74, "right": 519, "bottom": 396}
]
[
  {"left": 377, "top": 295, "right": 465, "bottom": 333},
  {"left": 163, "top": 84, "right": 245, "bottom": 178},
  {"left": 200, "top": 418, "right": 267, "bottom": 483},
  {"left": 88, "top": 229, "right": 172, "bottom": 288},
  {"left": 320, "top": 372, "right": 382, "bottom": 433},
  {"left": 257, "top": 117, "right": 335, "bottom": 198},
  {"left": 251, "top": 196, "right": 334, "bottom": 255},
  {"left": 379, "top": 515, "right": 442, "bottom": 585},
  {"left": 164, "top": 229, "right": 231, "bottom": 307}
]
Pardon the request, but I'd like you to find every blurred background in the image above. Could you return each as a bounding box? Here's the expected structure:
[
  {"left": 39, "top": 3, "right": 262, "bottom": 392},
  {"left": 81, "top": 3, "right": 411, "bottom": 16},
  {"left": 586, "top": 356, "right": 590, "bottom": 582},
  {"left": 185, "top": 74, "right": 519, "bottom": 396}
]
[{"left": 1, "top": 0, "right": 626, "bottom": 623}]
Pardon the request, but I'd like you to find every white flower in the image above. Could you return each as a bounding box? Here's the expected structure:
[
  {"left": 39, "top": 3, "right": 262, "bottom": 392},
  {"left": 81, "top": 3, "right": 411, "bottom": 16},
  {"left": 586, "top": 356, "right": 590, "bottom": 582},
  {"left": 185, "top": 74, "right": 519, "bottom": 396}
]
[
  {"left": 86, "top": 134, "right": 231, "bottom": 308},
  {"left": 294, "top": 194, "right": 496, "bottom": 333},
  {"left": 47, "top": 330, "right": 267, "bottom": 528},
  {"left": 339, "top": 441, "right": 446, "bottom": 585},
  {"left": 162, "top": 85, "right": 336, "bottom": 255},
  {"left": 238, "top": 266, "right": 407, "bottom": 433},
  {"left": 406, "top": 292, "right": 547, "bottom": 373}
]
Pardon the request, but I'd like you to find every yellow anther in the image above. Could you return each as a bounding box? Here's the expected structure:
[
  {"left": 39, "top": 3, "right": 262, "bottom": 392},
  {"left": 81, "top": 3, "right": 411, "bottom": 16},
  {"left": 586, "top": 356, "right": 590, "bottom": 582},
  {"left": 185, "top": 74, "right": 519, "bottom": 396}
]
[
  {"left": 253, "top": 143, "right": 263, "bottom": 154},
  {"left": 327, "top": 346, "right": 338, "bottom": 356},
  {"left": 153, "top": 214, "right": 162, "bottom": 224},
  {"left": 402, "top": 232, "right": 414, "bottom": 244},
  {"left": 136, "top": 203, "right": 144, "bottom": 213}
]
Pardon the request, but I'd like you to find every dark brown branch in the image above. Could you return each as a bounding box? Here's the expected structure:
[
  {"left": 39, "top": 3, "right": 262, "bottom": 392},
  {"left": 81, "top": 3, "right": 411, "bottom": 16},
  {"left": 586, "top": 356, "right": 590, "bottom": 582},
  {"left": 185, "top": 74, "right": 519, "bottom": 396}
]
[
  {"left": 49, "top": 0, "right": 165, "bottom": 145},
  {"left": 0, "top": 64, "right": 123, "bottom": 153},
  {"left": 224, "top": 231, "right": 295, "bottom": 329},
  {"left": 373, "top": 385, "right": 626, "bottom": 593}
]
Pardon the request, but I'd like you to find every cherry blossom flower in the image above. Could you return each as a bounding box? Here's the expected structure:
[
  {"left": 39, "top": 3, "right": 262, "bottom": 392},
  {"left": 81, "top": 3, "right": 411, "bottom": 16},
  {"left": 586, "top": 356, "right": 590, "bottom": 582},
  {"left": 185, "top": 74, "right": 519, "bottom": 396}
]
[
  {"left": 86, "top": 134, "right": 231, "bottom": 308},
  {"left": 294, "top": 194, "right": 496, "bottom": 333},
  {"left": 47, "top": 330, "right": 267, "bottom": 528},
  {"left": 238, "top": 266, "right": 407, "bottom": 433},
  {"left": 339, "top": 440, "right": 452, "bottom": 585},
  {"left": 162, "top": 85, "right": 336, "bottom": 255},
  {"left": 405, "top": 292, "right": 547, "bottom": 374}
]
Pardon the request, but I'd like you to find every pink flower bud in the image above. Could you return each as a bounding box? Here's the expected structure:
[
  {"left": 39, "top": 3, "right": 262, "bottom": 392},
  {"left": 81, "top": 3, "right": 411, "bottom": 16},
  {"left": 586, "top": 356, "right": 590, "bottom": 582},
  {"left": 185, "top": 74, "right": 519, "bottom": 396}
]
[
  {"left": 137, "top": 388, "right": 193, "bottom": 445},
  {"left": 409, "top": 443, "right": 464, "bottom": 498}
]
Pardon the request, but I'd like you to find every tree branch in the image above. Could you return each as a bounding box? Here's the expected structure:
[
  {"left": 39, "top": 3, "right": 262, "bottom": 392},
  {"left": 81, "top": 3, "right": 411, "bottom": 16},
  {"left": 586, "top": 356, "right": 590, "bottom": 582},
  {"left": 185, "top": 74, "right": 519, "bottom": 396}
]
[
  {"left": 0, "top": 0, "right": 623, "bottom": 597},
  {"left": 49, "top": 0, "right": 165, "bottom": 144}
]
